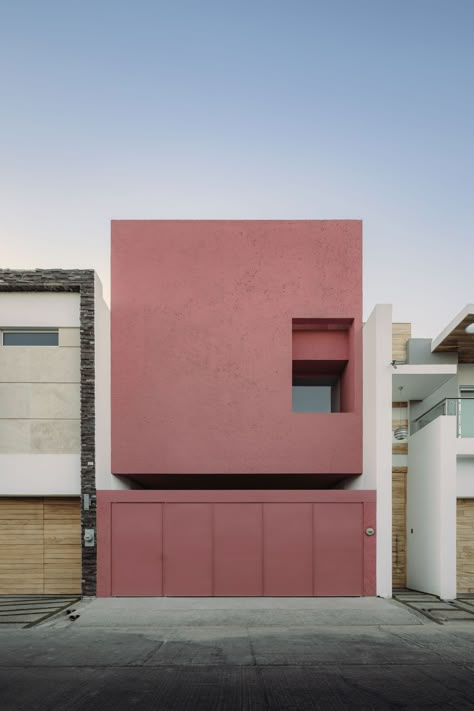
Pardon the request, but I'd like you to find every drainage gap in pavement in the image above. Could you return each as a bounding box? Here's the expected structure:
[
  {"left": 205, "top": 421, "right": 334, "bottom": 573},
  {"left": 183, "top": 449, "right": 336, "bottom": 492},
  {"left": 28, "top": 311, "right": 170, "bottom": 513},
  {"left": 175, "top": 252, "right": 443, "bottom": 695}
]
[
  {"left": 0, "top": 595, "right": 81, "bottom": 628},
  {"left": 393, "top": 589, "right": 474, "bottom": 624}
]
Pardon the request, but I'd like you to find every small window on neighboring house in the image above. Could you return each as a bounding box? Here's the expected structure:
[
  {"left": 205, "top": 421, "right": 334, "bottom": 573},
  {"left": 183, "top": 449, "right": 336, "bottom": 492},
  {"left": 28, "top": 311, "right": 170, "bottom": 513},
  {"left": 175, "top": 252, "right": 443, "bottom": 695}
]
[
  {"left": 459, "top": 387, "right": 474, "bottom": 438},
  {"left": 2, "top": 331, "right": 59, "bottom": 346}
]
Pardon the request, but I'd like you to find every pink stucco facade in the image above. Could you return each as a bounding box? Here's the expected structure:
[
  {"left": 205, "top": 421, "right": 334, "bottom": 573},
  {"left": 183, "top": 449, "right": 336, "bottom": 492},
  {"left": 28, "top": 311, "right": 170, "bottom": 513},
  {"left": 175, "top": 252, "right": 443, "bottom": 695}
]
[
  {"left": 111, "top": 220, "right": 362, "bottom": 477},
  {"left": 102, "top": 220, "right": 374, "bottom": 597}
]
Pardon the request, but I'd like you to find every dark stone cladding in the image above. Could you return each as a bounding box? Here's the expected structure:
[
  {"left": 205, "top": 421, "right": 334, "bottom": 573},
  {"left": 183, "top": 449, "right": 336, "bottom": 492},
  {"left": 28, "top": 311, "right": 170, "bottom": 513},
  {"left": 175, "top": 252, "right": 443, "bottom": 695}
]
[{"left": 0, "top": 269, "right": 97, "bottom": 596}]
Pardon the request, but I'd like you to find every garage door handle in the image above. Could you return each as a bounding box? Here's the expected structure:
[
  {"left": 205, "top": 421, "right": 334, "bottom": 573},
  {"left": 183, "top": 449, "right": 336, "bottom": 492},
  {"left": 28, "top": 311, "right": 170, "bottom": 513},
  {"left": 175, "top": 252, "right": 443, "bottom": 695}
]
[{"left": 365, "top": 527, "right": 375, "bottom": 536}]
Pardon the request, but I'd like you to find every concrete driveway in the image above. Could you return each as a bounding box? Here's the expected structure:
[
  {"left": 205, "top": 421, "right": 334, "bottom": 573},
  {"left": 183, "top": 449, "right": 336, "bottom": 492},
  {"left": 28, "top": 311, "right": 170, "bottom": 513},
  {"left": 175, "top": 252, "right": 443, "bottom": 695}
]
[
  {"left": 2, "top": 597, "right": 474, "bottom": 710},
  {"left": 46, "top": 595, "right": 424, "bottom": 629}
]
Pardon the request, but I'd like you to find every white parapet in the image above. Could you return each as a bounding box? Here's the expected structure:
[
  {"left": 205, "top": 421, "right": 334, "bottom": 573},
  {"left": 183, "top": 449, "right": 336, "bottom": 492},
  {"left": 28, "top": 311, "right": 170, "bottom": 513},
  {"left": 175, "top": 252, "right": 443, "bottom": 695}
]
[
  {"left": 94, "top": 273, "right": 132, "bottom": 490},
  {"left": 0, "top": 454, "right": 80, "bottom": 495}
]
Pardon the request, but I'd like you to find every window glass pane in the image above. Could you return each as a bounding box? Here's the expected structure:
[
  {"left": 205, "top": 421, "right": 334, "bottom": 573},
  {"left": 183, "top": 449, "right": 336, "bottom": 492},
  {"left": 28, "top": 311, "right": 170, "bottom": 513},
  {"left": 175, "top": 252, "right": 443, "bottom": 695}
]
[
  {"left": 292, "top": 386, "right": 332, "bottom": 413},
  {"left": 3, "top": 332, "right": 58, "bottom": 346},
  {"left": 460, "top": 390, "right": 474, "bottom": 438}
]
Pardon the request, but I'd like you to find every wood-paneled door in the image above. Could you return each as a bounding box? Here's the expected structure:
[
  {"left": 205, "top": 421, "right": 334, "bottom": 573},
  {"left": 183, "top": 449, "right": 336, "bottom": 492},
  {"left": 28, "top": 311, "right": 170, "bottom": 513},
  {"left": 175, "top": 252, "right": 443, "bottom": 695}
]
[
  {"left": 392, "top": 469, "right": 407, "bottom": 588},
  {"left": 0, "top": 497, "right": 81, "bottom": 594},
  {"left": 457, "top": 499, "right": 474, "bottom": 594}
]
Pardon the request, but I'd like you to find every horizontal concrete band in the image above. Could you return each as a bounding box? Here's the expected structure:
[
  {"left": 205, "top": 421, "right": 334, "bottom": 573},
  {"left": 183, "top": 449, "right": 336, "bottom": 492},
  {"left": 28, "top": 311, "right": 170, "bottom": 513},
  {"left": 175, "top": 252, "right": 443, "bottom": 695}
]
[{"left": 98, "top": 489, "right": 376, "bottom": 503}]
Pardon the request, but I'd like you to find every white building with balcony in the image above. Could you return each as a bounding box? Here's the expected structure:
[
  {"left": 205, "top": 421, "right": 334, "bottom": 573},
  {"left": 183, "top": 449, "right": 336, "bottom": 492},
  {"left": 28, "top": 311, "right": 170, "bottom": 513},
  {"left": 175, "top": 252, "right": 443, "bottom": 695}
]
[
  {"left": 363, "top": 304, "right": 474, "bottom": 600},
  {"left": 392, "top": 305, "right": 474, "bottom": 599}
]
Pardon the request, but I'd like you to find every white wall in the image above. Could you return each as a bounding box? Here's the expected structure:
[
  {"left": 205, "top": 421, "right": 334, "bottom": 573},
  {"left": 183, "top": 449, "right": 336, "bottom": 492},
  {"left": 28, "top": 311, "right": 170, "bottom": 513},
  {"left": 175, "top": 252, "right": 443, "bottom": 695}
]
[
  {"left": 94, "top": 274, "right": 132, "bottom": 490},
  {"left": 0, "top": 454, "right": 80, "bottom": 495},
  {"left": 0, "top": 292, "right": 80, "bottom": 328},
  {"left": 353, "top": 304, "right": 393, "bottom": 596},
  {"left": 407, "top": 416, "right": 457, "bottom": 599},
  {"left": 457, "top": 456, "right": 474, "bottom": 497}
]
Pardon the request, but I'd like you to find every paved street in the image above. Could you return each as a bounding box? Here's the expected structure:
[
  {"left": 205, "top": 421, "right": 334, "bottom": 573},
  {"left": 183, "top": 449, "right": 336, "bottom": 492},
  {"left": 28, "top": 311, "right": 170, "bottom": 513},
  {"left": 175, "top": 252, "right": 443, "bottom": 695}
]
[{"left": 1, "top": 597, "right": 474, "bottom": 710}]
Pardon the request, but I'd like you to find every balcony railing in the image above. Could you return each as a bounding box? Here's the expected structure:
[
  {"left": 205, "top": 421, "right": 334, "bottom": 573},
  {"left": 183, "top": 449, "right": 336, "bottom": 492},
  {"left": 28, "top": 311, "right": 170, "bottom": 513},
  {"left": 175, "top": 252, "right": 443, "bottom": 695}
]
[{"left": 411, "top": 398, "right": 474, "bottom": 437}]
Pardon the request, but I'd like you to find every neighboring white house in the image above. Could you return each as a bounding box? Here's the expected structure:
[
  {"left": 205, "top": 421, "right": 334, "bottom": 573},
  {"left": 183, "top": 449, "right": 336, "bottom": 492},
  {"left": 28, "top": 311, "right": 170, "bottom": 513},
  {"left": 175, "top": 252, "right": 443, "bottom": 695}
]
[
  {"left": 362, "top": 304, "right": 474, "bottom": 600},
  {"left": 389, "top": 306, "right": 474, "bottom": 599}
]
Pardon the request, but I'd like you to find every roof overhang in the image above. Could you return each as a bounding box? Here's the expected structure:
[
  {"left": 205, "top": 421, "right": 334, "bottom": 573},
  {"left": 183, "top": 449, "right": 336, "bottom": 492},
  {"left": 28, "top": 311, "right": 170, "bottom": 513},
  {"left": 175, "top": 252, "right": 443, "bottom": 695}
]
[
  {"left": 392, "top": 364, "right": 457, "bottom": 400},
  {"left": 432, "top": 305, "right": 474, "bottom": 363}
]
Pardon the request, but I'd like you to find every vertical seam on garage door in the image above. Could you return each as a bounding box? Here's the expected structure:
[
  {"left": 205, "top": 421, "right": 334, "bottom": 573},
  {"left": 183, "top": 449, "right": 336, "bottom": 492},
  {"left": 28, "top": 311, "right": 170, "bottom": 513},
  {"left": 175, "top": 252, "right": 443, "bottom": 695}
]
[
  {"left": 161, "top": 503, "right": 164, "bottom": 596},
  {"left": 311, "top": 503, "right": 315, "bottom": 596},
  {"left": 261, "top": 502, "right": 264, "bottom": 596},
  {"left": 41, "top": 498, "right": 45, "bottom": 594},
  {"left": 362, "top": 502, "right": 366, "bottom": 596},
  {"left": 361, "top": 502, "right": 365, "bottom": 596},
  {"left": 211, "top": 503, "right": 215, "bottom": 597},
  {"left": 109, "top": 503, "right": 111, "bottom": 595},
  {"left": 109, "top": 501, "right": 113, "bottom": 596},
  {"left": 109, "top": 502, "right": 114, "bottom": 596}
]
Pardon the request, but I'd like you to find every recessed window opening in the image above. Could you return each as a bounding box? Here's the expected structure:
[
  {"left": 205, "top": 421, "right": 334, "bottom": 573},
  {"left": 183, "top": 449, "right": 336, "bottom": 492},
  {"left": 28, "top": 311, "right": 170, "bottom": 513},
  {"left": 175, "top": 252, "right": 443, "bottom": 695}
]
[
  {"left": 292, "top": 317, "right": 353, "bottom": 413},
  {"left": 292, "top": 374, "right": 341, "bottom": 413},
  {"left": 2, "top": 330, "right": 59, "bottom": 346}
]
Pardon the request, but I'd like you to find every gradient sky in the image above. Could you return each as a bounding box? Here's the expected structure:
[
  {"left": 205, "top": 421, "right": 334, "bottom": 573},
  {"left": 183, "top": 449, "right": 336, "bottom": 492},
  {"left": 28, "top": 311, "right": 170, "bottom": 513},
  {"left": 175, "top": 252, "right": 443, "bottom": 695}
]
[{"left": 1, "top": 0, "right": 473, "bottom": 337}]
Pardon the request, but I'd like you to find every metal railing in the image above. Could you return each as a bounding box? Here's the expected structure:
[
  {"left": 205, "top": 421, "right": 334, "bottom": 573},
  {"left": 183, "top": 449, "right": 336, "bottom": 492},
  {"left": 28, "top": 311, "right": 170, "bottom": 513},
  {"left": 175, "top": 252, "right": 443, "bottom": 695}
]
[{"left": 411, "top": 398, "right": 474, "bottom": 437}]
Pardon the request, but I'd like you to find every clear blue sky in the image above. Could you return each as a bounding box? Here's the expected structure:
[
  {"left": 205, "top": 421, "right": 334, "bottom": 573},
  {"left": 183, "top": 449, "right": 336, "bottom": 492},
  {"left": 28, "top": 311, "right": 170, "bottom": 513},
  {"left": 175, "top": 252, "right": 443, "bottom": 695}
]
[{"left": 1, "top": 0, "right": 473, "bottom": 336}]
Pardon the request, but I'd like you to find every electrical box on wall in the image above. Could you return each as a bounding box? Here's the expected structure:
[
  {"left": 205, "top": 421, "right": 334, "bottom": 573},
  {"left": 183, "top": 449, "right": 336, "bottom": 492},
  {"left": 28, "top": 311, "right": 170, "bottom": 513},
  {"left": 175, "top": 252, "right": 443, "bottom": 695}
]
[{"left": 84, "top": 528, "right": 95, "bottom": 547}]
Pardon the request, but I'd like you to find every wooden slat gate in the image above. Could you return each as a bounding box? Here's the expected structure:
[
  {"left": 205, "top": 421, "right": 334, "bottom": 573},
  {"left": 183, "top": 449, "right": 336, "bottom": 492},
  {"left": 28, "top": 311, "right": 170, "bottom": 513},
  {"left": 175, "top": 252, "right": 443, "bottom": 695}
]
[
  {"left": 457, "top": 499, "right": 474, "bottom": 594},
  {"left": 0, "top": 498, "right": 81, "bottom": 594},
  {"left": 392, "top": 469, "right": 407, "bottom": 588}
]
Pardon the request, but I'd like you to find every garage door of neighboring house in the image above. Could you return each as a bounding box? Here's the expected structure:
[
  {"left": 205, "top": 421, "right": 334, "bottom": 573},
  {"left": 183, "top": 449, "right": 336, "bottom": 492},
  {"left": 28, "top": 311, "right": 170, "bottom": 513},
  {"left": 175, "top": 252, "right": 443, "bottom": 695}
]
[
  {"left": 392, "top": 468, "right": 407, "bottom": 588},
  {"left": 0, "top": 498, "right": 81, "bottom": 594},
  {"left": 457, "top": 499, "right": 474, "bottom": 594},
  {"left": 98, "top": 493, "right": 376, "bottom": 597}
]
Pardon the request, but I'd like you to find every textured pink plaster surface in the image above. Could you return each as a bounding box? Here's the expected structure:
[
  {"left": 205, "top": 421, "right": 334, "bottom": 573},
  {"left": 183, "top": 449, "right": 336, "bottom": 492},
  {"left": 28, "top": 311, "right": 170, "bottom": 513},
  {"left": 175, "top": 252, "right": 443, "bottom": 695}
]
[
  {"left": 292, "top": 330, "right": 349, "bottom": 362},
  {"left": 111, "top": 220, "right": 362, "bottom": 475}
]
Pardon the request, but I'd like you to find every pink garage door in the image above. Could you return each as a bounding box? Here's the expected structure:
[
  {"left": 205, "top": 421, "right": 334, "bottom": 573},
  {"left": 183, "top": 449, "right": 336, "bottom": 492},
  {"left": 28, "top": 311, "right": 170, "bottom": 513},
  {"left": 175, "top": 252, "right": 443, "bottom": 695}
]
[
  {"left": 111, "top": 503, "right": 163, "bottom": 596},
  {"left": 163, "top": 504, "right": 213, "bottom": 596},
  {"left": 106, "top": 498, "right": 370, "bottom": 597}
]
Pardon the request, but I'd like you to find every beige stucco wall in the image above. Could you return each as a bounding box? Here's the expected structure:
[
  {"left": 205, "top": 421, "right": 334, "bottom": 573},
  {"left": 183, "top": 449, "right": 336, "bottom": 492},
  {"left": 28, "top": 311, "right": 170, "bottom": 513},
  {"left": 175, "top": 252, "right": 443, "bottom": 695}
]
[
  {"left": 0, "top": 419, "right": 80, "bottom": 454},
  {"left": 0, "top": 383, "right": 80, "bottom": 419},
  {"left": 0, "top": 298, "right": 80, "bottom": 456},
  {"left": 0, "top": 345, "right": 80, "bottom": 383}
]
